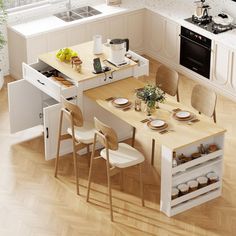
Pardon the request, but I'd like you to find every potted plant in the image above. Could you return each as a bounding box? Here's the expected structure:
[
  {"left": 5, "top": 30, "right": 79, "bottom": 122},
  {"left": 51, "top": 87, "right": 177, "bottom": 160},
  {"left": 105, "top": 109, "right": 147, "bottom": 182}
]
[
  {"left": 0, "top": 0, "right": 7, "bottom": 89},
  {"left": 136, "top": 84, "right": 165, "bottom": 116}
]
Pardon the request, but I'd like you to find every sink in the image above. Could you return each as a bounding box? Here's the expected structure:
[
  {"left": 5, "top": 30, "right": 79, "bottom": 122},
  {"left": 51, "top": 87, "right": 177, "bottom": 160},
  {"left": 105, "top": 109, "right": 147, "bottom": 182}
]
[
  {"left": 54, "top": 6, "right": 101, "bottom": 22},
  {"left": 72, "top": 6, "right": 102, "bottom": 16},
  {"left": 54, "top": 11, "right": 83, "bottom": 22}
]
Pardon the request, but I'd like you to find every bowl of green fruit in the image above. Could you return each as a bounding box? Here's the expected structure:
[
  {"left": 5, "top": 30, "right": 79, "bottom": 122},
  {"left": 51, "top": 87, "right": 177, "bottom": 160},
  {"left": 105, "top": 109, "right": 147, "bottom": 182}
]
[{"left": 56, "top": 48, "right": 78, "bottom": 62}]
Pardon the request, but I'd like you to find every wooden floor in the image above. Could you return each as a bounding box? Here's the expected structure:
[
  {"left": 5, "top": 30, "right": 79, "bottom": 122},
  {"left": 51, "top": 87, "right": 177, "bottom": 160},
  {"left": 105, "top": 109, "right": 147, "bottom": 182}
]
[{"left": 1, "top": 57, "right": 236, "bottom": 236}]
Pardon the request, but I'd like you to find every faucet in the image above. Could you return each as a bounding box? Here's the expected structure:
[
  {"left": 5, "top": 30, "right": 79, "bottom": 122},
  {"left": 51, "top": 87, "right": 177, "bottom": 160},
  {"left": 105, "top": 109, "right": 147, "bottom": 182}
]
[{"left": 66, "top": 0, "right": 72, "bottom": 10}]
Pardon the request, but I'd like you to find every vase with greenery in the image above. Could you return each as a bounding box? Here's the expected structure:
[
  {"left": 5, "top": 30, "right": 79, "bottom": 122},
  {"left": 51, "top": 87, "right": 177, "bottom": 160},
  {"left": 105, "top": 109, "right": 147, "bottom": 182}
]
[
  {"left": 136, "top": 84, "right": 165, "bottom": 116},
  {"left": 0, "top": 0, "right": 7, "bottom": 89}
]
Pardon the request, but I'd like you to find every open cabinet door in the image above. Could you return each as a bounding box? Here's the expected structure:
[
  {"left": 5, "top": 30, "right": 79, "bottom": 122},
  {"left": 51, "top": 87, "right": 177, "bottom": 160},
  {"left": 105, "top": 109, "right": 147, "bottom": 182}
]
[
  {"left": 43, "top": 103, "right": 72, "bottom": 160},
  {"left": 8, "top": 79, "right": 43, "bottom": 133}
]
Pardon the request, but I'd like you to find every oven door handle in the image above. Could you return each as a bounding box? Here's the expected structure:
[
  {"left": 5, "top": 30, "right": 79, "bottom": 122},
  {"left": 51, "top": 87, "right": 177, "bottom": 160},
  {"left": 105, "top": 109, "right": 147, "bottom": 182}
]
[{"left": 179, "top": 34, "right": 211, "bottom": 51}]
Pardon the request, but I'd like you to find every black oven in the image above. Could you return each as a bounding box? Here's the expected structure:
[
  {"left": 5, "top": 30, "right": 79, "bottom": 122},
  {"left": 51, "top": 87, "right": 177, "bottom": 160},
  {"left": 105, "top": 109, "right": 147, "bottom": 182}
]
[{"left": 180, "top": 26, "right": 212, "bottom": 79}]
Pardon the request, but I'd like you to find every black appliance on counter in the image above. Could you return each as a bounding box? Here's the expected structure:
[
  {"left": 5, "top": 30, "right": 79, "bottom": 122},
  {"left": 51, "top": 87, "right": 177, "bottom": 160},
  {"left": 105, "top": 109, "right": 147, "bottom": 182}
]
[{"left": 179, "top": 26, "right": 211, "bottom": 79}]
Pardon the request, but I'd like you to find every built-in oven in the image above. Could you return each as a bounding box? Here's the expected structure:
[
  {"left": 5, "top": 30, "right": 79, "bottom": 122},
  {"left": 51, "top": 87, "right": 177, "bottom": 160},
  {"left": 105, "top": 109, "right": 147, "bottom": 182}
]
[{"left": 180, "top": 26, "right": 212, "bottom": 79}]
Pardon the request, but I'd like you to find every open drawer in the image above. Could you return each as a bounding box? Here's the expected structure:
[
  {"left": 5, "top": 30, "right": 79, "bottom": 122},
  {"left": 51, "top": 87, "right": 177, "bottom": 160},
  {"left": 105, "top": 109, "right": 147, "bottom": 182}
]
[
  {"left": 22, "top": 61, "right": 77, "bottom": 102},
  {"left": 127, "top": 50, "right": 149, "bottom": 77}
]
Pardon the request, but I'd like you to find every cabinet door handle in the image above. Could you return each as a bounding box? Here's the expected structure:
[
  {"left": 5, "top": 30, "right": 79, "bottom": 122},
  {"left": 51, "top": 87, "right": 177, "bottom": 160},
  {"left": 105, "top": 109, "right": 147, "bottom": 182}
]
[
  {"left": 46, "top": 127, "right": 49, "bottom": 138},
  {"left": 37, "top": 79, "right": 45, "bottom": 85}
]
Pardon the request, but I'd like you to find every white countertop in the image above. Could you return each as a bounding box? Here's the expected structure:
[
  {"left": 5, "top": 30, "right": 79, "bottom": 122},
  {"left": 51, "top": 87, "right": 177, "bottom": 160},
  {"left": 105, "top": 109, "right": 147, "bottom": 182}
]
[
  {"left": 8, "top": 0, "right": 236, "bottom": 48},
  {"left": 9, "top": 1, "right": 144, "bottom": 38}
]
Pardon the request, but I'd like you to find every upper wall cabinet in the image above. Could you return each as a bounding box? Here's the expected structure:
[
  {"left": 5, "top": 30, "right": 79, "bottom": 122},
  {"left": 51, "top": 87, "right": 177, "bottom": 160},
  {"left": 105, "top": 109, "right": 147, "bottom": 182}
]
[{"left": 144, "top": 9, "right": 180, "bottom": 65}]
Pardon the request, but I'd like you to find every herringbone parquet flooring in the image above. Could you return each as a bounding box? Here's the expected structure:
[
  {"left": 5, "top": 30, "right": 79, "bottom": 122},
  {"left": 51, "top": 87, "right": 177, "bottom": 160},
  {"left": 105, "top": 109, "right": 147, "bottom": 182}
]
[{"left": 0, "top": 57, "right": 236, "bottom": 236}]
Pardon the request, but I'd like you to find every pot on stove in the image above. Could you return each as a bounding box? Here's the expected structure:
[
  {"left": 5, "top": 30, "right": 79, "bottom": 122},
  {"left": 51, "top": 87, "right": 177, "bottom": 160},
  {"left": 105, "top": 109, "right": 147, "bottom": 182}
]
[{"left": 212, "top": 12, "right": 233, "bottom": 26}]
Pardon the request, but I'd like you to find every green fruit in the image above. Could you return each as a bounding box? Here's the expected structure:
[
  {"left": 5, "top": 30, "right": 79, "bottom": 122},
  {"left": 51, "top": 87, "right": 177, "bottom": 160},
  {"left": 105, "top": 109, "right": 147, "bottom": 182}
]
[{"left": 59, "top": 54, "right": 65, "bottom": 62}]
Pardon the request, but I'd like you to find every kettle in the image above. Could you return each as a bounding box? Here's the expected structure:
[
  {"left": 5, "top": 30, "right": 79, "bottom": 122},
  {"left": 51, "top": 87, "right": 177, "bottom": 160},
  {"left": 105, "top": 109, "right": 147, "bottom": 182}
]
[
  {"left": 109, "top": 38, "right": 129, "bottom": 65},
  {"left": 194, "top": 0, "right": 210, "bottom": 19}
]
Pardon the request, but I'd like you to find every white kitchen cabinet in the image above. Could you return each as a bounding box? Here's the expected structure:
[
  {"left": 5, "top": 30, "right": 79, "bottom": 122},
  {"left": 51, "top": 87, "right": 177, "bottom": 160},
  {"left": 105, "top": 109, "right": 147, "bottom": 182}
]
[
  {"left": 86, "top": 19, "right": 109, "bottom": 43},
  {"left": 144, "top": 9, "right": 180, "bottom": 66},
  {"left": 67, "top": 23, "right": 89, "bottom": 46},
  {"left": 163, "top": 18, "right": 180, "bottom": 64},
  {"left": 27, "top": 35, "right": 48, "bottom": 64},
  {"left": 228, "top": 49, "right": 236, "bottom": 92},
  {"left": 144, "top": 9, "right": 163, "bottom": 56},
  {"left": 211, "top": 41, "right": 231, "bottom": 86},
  {"left": 161, "top": 134, "right": 224, "bottom": 217},
  {"left": 47, "top": 29, "right": 69, "bottom": 52},
  {"left": 108, "top": 14, "right": 127, "bottom": 39},
  {"left": 8, "top": 79, "right": 43, "bottom": 133},
  {"left": 127, "top": 10, "right": 144, "bottom": 53},
  {"left": 8, "top": 60, "right": 78, "bottom": 160}
]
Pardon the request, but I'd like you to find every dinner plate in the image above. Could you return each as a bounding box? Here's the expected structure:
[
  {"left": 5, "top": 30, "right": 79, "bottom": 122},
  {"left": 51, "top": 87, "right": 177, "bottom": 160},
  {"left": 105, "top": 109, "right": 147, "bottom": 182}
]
[
  {"left": 113, "top": 98, "right": 129, "bottom": 105},
  {"left": 149, "top": 119, "right": 165, "bottom": 128},
  {"left": 147, "top": 120, "right": 168, "bottom": 130},
  {"left": 176, "top": 111, "right": 191, "bottom": 119},
  {"left": 173, "top": 112, "right": 195, "bottom": 121}
]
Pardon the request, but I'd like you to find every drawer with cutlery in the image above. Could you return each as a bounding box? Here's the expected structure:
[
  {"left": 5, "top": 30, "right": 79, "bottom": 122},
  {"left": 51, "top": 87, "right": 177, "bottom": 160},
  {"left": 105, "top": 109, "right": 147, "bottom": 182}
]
[{"left": 23, "top": 61, "right": 77, "bottom": 102}]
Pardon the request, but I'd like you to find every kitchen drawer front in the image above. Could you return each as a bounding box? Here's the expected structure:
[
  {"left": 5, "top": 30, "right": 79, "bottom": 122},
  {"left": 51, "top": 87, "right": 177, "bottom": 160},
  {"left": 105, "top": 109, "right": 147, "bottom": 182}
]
[
  {"left": 128, "top": 51, "right": 149, "bottom": 77},
  {"left": 22, "top": 62, "right": 77, "bottom": 101}
]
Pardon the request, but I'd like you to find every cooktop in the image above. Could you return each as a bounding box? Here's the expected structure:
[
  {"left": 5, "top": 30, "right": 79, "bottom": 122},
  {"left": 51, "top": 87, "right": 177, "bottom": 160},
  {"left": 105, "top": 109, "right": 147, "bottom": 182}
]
[{"left": 185, "top": 15, "right": 236, "bottom": 34}]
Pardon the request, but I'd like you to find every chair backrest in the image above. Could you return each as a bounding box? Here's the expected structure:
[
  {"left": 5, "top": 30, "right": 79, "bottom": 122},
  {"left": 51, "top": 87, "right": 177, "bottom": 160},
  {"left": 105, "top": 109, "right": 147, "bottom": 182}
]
[
  {"left": 156, "top": 64, "right": 179, "bottom": 97},
  {"left": 94, "top": 117, "right": 118, "bottom": 150},
  {"left": 191, "top": 84, "right": 217, "bottom": 117},
  {"left": 61, "top": 97, "right": 83, "bottom": 127}
]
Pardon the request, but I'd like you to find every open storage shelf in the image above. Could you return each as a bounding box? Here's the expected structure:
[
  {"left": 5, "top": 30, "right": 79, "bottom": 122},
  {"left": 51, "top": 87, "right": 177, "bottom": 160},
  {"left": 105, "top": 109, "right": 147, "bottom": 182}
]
[
  {"left": 173, "top": 157, "right": 222, "bottom": 181},
  {"left": 170, "top": 188, "right": 221, "bottom": 216},
  {"left": 172, "top": 149, "right": 223, "bottom": 175},
  {"left": 171, "top": 181, "right": 221, "bottom": 207},
  {"left": 160, "top": 133, "right": 225, "bottom": 217}
]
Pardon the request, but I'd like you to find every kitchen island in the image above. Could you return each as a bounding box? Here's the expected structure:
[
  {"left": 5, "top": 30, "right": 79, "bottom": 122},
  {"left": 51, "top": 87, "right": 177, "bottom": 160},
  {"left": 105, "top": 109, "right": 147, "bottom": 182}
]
[
  {"left": 8, "top": 40, "right": 225, "bottom": 217},
  {"left": 8, "top": 41, "right": 149, "bottom": 160}
]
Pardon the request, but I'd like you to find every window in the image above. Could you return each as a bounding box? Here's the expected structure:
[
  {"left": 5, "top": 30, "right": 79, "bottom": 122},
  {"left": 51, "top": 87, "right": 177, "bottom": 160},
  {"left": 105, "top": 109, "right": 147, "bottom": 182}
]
[{"left": 4, "top": 0, "right": 50, "bottom": 11}]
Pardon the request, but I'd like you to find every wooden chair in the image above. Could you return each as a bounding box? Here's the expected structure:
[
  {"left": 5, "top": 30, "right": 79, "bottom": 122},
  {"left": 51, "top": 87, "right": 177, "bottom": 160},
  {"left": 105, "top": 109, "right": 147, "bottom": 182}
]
[
  {"left": 191, "top": 84, "right": 217, "bottom": 123},
  {"left": 54, "top": 97, "right": 95, "bottom": 195},
  {"left": 151, "top": 65, "right": 180, "bottom": 165},
  {"left": 86, "top": 117, "right": 145, "bottom": 221},
  {"left": 156, "top": 64, "right": 180, "bottom": 102}
]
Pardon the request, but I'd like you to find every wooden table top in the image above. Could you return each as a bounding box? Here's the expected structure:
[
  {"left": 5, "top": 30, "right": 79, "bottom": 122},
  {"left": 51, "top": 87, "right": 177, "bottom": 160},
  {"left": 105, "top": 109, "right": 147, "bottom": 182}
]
[
  {"left": 84, "top": 77, "right": 226, "bottom": 150},
  {"left": 39, "top": 41, "right": 136, "bottom": 84}
]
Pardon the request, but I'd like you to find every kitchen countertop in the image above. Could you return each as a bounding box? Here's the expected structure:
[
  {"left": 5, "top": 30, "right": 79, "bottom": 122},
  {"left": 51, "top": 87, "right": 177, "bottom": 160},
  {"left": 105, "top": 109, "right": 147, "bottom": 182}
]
[
  {"left": 84, "top": 77, "right": 226, "bottom": 150},
  {"left": 8, "top": 0, "right": 236, "bottom": 48},
  {"left": 38, "top": 41, "right": 136, "bottom": 83}
]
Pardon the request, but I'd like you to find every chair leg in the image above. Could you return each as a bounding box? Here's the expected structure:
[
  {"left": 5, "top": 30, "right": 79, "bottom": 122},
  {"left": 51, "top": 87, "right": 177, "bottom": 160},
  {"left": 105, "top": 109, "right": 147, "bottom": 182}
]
[
  {"left": 54, "top": 111, "right": 63, "bottom": 178},
  {"left": 87, "top": 138, "right": 96, "bottom": 202},
  {"left": 131, "top": 127, "right": 136, "bottom": 147},
  {"left": 213, "top": 110, "right": 217, "bottom": 123},
  {"left": 120, "top": 169, "right": 124, "bottom": 191},
  {"left": 139, "top": 164, "right": 144, "bottom": 207},
  {"left": 176, "top": 89, "right": 180, "bottom": 102},
  {"left": 151, "top": 139, "right": 155, "bottom": 166},
  {"left": 87, "top": 145, "right": 91, "bottom": 167},
  {"left": 72, "top": 139, "right": 79, "bottom": 195},
  {"left": 106, "top": 164, "right": 113, "bottom": 221}
]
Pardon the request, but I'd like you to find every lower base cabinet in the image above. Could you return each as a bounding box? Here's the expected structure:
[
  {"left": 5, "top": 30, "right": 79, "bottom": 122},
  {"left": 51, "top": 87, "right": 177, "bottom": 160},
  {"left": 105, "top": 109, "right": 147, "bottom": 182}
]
[{"left": 8, "top": 79, "right": 74, "bottom": 160}]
